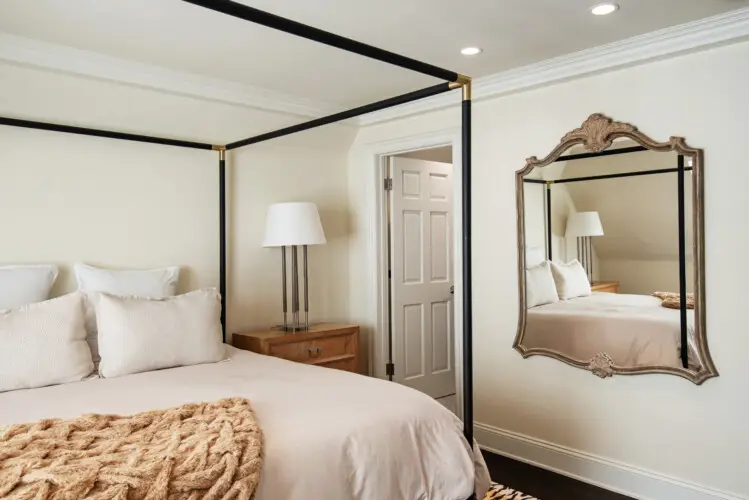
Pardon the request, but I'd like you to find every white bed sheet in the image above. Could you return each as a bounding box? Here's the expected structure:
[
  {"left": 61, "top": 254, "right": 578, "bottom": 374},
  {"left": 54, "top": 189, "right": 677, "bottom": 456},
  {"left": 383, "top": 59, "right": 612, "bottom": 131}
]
[{"left": 0, "top": 346, "right": 489, "bottom": 500}]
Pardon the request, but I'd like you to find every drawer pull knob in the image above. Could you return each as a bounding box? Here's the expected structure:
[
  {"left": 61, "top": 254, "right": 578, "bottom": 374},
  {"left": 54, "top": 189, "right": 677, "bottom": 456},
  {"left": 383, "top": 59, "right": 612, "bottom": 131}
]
[{"left": 308, "top": 346, "right": 322, "bottom": 357}]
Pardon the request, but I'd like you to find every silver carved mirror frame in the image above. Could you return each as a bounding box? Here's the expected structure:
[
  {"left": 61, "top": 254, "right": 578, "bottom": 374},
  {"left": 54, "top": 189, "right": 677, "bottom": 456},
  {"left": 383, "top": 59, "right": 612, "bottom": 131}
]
[{"left": 513, "top": 113, "right": 718, "bottom": 385}]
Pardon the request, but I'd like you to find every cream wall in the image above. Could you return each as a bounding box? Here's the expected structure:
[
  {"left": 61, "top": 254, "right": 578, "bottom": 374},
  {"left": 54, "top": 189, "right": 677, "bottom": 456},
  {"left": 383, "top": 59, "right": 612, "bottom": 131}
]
[
  {"left": 523, "top": 181, "right": 579, "bottom": 264},
  {"left": 0, "top": 63, "right": 355, "bottom": 340},
  {"left": 600, "top": 259, "right": 694, "bottom": 295},
  {"left": 564, "top": 150, "right": 693, "bottom": 293},
  {"left": 349, "top": 41, "right": 749, "bottom": 498}
]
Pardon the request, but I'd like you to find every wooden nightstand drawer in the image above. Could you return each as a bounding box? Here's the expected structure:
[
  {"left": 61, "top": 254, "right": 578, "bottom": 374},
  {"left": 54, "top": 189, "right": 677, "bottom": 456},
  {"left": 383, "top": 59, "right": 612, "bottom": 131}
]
[
  {"left": 269, "top": 333, "right": 355, "bottom": 364},
  {"left": 233, "top": 324, "right": 360, "bottom": 373},
  {"left": 591, "top": 281, "right": 619, "bottom": 293}
]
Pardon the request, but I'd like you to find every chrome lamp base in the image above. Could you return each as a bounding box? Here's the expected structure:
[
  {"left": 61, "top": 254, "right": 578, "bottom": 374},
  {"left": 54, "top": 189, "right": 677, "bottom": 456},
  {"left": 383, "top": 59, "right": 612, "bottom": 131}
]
[{"left": 279, "top": 244, "right": 311, "bottom": 333}]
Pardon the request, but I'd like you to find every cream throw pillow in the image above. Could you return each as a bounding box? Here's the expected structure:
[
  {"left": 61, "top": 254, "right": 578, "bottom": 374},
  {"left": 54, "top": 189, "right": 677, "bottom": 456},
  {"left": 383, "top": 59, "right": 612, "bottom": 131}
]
[
  {"left": 550, "top": 260, "right": 592, "bottom": 300},
  {"left": 97, "top": 288, "right": 225, "bottom": 378},
  {"left": 525, "top": 261, "right": 559, "bottom": 308},
  {"left": 74, "top": 263, "right": 180, "bottom": 367},
  {"left": 0, "top": 292, "right": 93, "bottom": 392}
]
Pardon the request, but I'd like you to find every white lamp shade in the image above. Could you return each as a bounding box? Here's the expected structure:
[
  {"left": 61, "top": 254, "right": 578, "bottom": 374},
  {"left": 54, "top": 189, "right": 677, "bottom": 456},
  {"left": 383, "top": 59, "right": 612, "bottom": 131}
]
[
  {"left": 565, "top": 211, "right": 604, "bottom": 237},
  {"left": 263, "top": 202, "right": 327, "bottom": 247}
]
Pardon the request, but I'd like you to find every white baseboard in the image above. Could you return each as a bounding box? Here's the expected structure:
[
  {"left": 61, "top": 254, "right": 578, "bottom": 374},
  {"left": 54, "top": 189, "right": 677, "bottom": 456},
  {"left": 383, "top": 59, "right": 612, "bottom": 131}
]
[{"left": 475, "top": 422, "right": 746, "bottom": 500}]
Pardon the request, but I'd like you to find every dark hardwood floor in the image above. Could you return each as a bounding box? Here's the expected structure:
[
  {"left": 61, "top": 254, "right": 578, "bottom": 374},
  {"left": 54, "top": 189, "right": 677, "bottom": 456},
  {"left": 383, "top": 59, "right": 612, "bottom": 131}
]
[{"left": 482, "top": 451, "right": 634, "bottom": 500}]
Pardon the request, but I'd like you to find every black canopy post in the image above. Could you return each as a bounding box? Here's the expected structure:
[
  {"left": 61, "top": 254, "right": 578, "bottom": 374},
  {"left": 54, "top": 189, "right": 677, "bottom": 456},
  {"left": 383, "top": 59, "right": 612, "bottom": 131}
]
[
  {"left": 216, "top": 146, "right": 228, "bottom": 341},
  {"left": 546, "top": 182, "right": 552, "bottom": 261},
  {"left": 456, "top": 76, "right": 474, "bottom": 445},
  {"left": 677, "top": 154, "right": 688, "bottom": 368}
]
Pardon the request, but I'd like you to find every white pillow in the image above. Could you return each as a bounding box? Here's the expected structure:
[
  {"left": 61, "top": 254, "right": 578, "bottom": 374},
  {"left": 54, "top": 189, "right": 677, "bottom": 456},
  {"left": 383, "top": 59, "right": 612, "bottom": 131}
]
[
  {"left": 0, "top": 292, "right": 93, "bottom": 392},
  {"left": 525, "top": 261, "right": 559, "bottom": 308},
  {"left": 97, "top": 288, "right": 225, "bottom": 378},
  {"left": 550, "top": 260, "right": 591, "bottom": 300},
  {"left": 0, "top": 264, "right": 58, "bottom": 310},
  {"left": 74, "top": 263, "right": 180, "bottom": 365}
]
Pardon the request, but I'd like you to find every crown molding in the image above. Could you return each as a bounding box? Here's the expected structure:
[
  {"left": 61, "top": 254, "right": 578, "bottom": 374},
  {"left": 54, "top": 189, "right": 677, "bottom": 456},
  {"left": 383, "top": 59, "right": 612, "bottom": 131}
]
[
  {"left": 0, "top": 32, "right": 343, "bottom": 120},
  {"left": 2, "top": 7, "right": 748, "bottom": 126},
  {"left": 359, "top": 7, "right": 749, "bottom": 126}
]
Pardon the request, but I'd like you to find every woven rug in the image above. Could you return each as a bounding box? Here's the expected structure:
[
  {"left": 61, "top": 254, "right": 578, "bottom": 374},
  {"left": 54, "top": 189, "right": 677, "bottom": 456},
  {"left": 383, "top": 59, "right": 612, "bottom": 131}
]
[
  {"left": 484, "top": 482, "right": 540, "bottom": 500},
  {"left": 0, "top": 398, "right": 263, "bottom": 500}
]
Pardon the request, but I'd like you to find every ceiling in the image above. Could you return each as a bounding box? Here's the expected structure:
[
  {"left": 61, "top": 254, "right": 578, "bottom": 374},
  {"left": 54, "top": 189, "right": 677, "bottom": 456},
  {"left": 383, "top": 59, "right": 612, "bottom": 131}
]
[{"left": 1, "top": 0, "right": 747, "bottom": 107}]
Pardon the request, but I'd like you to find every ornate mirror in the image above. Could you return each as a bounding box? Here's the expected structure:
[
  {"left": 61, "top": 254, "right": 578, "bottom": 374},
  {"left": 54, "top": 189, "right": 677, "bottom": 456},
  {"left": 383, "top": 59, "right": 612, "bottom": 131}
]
[{"left": 514, "top": 114, "right": 717, "bottom": 384}]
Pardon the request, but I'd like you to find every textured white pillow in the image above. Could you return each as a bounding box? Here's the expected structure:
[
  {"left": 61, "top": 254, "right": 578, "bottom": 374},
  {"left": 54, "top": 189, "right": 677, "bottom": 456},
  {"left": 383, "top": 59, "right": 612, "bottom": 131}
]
[
  {"left": 74, "top": 263, "right": 180, "bottom": 366},
  {"left": 0, "top": 292, "right": 93, "bottom": 392},
  {"left": 0, "top": 264, "right": 58, "bottom": 310},
  {"left": 550, "top": 260, "right": 592, "bottom": 300},
  {"left": 97, "top": 288, "right": 225, "bottom": 378},
  {"left": 525, "top": 261, "right": 559, "bottom": 308}
]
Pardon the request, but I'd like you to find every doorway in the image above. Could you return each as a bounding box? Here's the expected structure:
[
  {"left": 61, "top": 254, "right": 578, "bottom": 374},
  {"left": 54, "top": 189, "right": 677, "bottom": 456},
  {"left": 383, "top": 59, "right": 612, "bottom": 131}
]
[{"left": 382, "top": 146, "right": 456, "bottom": 412}]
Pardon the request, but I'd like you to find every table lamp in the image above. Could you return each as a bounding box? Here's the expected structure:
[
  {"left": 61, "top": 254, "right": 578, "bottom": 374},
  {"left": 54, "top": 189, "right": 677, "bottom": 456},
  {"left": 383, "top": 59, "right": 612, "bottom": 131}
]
[
  {"left": 263, "top": 202, "right": 327, "bottom": 332},
  {"left": 565, "top": 211, "right": 604, "bottom": 282}
]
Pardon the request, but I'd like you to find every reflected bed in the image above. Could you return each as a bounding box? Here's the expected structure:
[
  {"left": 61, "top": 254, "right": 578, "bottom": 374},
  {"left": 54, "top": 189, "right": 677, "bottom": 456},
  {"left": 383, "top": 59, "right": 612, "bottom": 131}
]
[{"left": 524, "top": 292, "right": 700, "bottom": 370}]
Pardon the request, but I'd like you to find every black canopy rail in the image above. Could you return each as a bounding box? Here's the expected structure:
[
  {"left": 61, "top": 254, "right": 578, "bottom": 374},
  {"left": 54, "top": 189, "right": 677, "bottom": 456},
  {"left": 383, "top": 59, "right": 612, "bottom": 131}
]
[
  {"left": 182, "top": 0, "right": 459, "bottom": 82},
  {"left": 522, "top": 148, "right": 692, "bottom": 369},
  {"left": 0, "top": 0, "right": 477, "bottom": 469},
  {"left": 227, "top": 82, "right": 456, "bottom": 150},
  {"left": 555, "top": 145, "right": 647, "bottom": 162}
]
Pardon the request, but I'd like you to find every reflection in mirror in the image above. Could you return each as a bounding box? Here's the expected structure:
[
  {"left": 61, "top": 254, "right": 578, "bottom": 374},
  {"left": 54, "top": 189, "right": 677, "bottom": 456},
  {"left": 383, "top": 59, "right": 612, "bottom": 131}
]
[{"left": 514, "top": 114, "right": 717, "bottom": 384}]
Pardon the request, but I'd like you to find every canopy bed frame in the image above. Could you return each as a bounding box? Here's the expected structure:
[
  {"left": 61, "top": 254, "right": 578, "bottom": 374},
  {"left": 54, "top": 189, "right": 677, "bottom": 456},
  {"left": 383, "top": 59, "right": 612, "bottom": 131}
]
[{"left": 0, "top": 0, "right": 475, "bottom": 452}]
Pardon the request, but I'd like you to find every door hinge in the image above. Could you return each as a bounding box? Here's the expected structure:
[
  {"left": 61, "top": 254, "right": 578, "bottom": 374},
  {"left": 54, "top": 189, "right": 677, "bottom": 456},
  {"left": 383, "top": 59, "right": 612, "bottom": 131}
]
[
  {"left": 386, "top": 362, "right": 395, "bottom": 377},
  {"left": 384, "top": 178, "right": 393, "bottom": 191}
]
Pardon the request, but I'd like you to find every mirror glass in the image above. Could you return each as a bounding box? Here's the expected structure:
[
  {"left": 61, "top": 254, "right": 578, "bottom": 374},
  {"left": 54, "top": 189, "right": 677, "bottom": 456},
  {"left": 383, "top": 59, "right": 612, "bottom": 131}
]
[{"left": 514, "top": 115, "right": 716, "bottom": 384}]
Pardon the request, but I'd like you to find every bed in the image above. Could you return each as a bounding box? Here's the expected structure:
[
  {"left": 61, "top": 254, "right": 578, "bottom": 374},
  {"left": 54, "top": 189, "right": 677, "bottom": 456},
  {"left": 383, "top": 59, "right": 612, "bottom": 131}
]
[
  {"left": 0, "top": 1, "right": 481, "bottom": 496},
  {"left": 0, "top": 345, "right": 490, "bottom": 499},
  {"left": 524, "top": 292, "right": 701, "bottom": 370}
]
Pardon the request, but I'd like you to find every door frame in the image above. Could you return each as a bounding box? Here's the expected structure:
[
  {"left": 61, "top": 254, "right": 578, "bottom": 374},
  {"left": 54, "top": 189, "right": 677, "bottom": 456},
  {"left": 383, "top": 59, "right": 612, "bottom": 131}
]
[{"left": 367, "top": 127, "right": 464, "bottom": 417}]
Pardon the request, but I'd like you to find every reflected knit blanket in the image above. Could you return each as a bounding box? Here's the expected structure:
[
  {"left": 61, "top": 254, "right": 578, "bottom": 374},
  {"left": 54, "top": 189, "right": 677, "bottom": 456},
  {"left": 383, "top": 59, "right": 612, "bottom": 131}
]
[
  {"left": 0, "top": 398, "right": 263, "bottom": 500},
  {"left": 652, "top": 291, "right": 695, "bottom": 310}
]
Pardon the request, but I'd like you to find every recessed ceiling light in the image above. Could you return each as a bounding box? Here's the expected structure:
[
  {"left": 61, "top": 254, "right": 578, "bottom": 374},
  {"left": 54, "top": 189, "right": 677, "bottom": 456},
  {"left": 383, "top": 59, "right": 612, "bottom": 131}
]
[
  {"left": 591, "top": 3, "right": 619, "bottom": 16},
  {"left": 461, "top": 47, "right": 483, "bottom": 56}
]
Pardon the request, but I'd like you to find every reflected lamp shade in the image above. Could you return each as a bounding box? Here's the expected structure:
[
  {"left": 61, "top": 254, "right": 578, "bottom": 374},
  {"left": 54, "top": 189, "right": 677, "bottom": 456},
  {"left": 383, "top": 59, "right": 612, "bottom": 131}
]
[
  {"left": 565, "top": 211, "right": 604, "bottom": 238},
  {"left": 263, "top": 202, "right": 327, "bottom": 247}
]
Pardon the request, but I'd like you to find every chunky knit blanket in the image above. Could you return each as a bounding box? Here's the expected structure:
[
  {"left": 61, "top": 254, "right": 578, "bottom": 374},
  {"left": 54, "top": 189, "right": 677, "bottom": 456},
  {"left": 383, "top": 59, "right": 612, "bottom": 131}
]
[{"left": 0, "top": 398, "right": 263, "bottom": 499}]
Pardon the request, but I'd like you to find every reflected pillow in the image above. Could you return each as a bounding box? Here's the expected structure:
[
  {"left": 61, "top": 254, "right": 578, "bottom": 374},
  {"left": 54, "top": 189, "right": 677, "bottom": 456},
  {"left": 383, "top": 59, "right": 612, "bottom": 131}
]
[
  {"left": 550, "top": 260, "right": 591, "bottom": 300},
  {"left": 526, "top": 261, "right": 559, "bottom": 308}
]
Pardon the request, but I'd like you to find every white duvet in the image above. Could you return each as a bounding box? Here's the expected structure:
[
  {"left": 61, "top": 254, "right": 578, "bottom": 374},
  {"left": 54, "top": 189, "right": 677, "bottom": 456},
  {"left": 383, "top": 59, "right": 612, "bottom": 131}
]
[{"left": 0, "top": 346, "right": 489, "bottom": 500}]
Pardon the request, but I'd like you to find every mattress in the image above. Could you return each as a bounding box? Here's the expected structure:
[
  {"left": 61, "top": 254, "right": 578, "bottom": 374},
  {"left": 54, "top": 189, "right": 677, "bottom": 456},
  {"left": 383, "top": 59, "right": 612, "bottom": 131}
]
[
  {"left": 524, "top": 292, "right": 700, "bottom": 369},
  {"left": 0, "top": 346, "right": 490, "bottom": 500}
]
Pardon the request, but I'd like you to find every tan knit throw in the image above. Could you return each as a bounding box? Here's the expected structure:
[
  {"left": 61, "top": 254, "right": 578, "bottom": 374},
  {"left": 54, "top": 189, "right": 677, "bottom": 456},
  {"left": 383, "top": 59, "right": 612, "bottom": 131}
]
[
  {"left": 652, "top": 291, "right": 695, "bottom": 310},
  {"left": 0, "top": 398, "right": 263, "bottom": 500}
]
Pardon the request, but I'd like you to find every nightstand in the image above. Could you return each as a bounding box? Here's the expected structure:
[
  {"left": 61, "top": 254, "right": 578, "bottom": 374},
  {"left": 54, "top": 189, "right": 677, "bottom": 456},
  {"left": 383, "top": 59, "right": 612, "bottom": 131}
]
[
  {"left": 591, "top": 281, "right": 620, "bottom": 293},
  {"left": 233, "top": 323, "right": 360, "bottom": 373}
]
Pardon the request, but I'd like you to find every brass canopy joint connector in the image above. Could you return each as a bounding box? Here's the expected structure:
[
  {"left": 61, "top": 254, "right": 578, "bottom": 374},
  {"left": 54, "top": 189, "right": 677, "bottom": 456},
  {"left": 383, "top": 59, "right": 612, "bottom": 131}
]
[{"left": 449, "top": 74, "right": 472, "bottom": 100}]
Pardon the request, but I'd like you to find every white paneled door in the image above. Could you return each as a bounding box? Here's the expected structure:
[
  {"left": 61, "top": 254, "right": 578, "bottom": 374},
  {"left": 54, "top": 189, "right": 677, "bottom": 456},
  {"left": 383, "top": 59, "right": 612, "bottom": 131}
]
[{"left": 389, "top": 157, "right": 454, "bottom": 399}]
